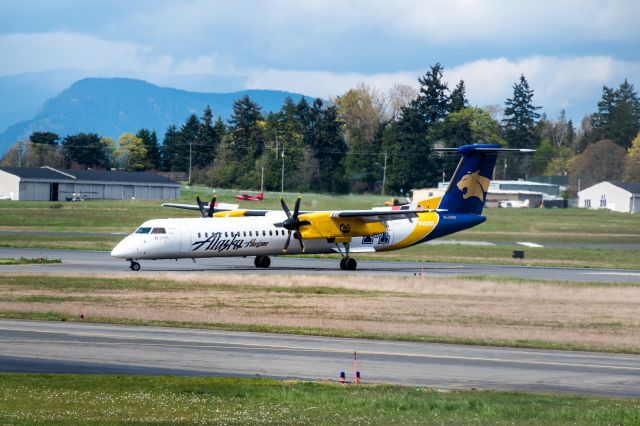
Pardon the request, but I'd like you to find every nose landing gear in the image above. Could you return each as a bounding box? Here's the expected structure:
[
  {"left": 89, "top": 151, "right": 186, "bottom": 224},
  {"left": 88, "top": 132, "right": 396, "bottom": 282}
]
[{"left": 128, "top": 259, "right": 141, "bottom": 271}]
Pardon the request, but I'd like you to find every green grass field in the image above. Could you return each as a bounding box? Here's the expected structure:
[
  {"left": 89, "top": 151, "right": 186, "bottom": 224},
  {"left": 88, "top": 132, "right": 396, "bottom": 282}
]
[
  {"left": 1, "top": 189, "right": 640, "bottom": 268},
  {"left": 1, "top": 374, "right": 638, "bottom": 425},
  {"left": 0, "top": 257, "right": 60, "bottom": 265}
]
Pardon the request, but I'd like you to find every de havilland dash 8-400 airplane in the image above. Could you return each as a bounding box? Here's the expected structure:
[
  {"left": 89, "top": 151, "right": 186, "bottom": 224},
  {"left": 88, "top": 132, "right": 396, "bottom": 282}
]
[{"left": 111, "top": 144, "right": 532, "bottom": 271}]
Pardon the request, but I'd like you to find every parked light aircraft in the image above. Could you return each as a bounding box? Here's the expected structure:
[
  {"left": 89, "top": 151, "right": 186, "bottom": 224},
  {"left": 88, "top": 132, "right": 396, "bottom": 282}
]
[
  {"left": 236, "top": 192, "right": 264, "bottom": 201},
  {"left": 498, "top": 199, "right": 530, "bottom": 208},
  {"left": 111, "top": 144, "right": 532, "bottom": 271}
]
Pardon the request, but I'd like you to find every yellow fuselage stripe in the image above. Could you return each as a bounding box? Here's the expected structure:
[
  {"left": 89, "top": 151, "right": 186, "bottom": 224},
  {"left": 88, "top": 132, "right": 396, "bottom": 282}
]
[{"left": 378, "top": 212, "right": 439, "bottom": 251}]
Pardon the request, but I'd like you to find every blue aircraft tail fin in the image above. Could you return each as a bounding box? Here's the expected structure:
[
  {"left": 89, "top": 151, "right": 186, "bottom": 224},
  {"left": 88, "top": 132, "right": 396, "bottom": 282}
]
[{"left": 436, "top": 144, "right": 532, "bottom": 215}]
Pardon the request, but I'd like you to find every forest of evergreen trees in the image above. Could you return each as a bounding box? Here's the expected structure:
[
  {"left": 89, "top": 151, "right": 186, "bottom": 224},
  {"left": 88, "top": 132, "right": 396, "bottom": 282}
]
[{"left": 3, "top": 63, "right": 640, "bottom": 196}]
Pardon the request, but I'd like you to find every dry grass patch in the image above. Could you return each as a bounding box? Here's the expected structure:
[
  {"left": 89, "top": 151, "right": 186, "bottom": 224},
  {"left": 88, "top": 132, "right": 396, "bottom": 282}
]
[{"left": 1, "top": 273, "right": 639, "bottom": 352}]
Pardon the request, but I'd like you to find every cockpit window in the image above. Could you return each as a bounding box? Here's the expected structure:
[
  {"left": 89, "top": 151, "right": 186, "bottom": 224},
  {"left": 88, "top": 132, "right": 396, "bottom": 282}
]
[
  {"left": 150, "top": 227, "right": 166, "bottom": 234},
  {"left": 135, "top": 227, "right": 152, "bottom": 234}
]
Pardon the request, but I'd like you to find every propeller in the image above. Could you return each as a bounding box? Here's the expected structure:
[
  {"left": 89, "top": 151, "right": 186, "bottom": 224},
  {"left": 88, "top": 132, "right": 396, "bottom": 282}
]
[
  {"left": 274, "top": 197, "right": 310, "bottom": 252},
  {"left": 196, "top": 195, "right": 217, "bottom": 218}
]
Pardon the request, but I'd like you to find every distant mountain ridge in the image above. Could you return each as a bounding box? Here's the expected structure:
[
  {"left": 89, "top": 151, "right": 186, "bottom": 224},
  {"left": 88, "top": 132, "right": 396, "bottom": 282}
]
[
  {"left": 0, "top": 77, "right": 313, "bottom": 156},
  {"left": 0, "top": 69, "right": 92, "bottom": 133}
]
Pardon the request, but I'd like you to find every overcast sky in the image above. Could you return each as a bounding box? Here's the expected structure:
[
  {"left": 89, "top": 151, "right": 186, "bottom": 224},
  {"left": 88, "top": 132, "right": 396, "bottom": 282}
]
[{"left": 1, "top": 0, "right": 639, "bottom": 121}]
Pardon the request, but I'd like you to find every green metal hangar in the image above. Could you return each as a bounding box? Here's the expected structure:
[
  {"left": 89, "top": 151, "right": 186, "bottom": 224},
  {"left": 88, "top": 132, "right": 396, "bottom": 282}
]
[{"left": 0, "top": 166, "right": 180, "bottom": 201}]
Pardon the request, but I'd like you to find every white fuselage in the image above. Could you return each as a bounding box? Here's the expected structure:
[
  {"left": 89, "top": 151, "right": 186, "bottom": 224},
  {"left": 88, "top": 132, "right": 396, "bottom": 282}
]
[{"left": 110, "top": 211, "right": 417, "bottom": 260}]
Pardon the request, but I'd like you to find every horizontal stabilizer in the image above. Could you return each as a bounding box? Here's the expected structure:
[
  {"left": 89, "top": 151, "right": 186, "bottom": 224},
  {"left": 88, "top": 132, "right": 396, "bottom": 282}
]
[{"left": 434, "top": 147, "right": 535, "bottom": 153}]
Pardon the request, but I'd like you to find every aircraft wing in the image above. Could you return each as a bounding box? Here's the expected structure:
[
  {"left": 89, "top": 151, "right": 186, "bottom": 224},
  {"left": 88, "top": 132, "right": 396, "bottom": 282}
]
[
  {"left": 297, "top": 208, "right": 444, "bottom": 240},
  {"left": 331, "top": 208, "right": 445, "bottom": 221},
  {"left": 162, "top": 202, "right": 240, "bottom": 211}
]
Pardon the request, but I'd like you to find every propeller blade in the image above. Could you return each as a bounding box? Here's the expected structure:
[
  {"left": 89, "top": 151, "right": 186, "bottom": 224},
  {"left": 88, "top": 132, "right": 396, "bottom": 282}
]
[
  {"left": 279, "top": 197, "right": 307, "bottom": 251},
  {"left": 295, "top": 232, "right": 305, "bottom": 252},
  {"left": 293, "top": 197, "right": 301, "bottom": 218},
  {"left": 196, "top": 195, "right": 207, "bottom": 218},
  {"left": 280, "top": 198, "right": 292, "bottom": 218},
  {"left": 283, "top": 230, "right": 292, "bottom": 252},
  {"left": 207, "top": 196, "right": 217, "bottom": 217}
]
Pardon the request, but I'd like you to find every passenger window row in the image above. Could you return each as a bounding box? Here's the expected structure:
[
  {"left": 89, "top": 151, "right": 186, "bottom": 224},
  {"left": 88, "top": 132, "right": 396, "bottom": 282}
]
[{"left": 197, "top": 229, "right": 285, "bottom": 239}]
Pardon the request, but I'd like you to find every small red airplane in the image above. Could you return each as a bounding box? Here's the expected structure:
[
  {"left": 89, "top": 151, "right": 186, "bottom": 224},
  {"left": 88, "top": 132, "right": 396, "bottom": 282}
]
[{"left": 235, "top": 192, "right": 263, "bottom": 201}]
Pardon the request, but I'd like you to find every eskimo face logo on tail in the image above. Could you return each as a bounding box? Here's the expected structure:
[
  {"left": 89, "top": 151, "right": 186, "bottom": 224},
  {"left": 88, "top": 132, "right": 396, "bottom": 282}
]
[{"left": 457, "top": 171, "right": 490, "bottom": 202}]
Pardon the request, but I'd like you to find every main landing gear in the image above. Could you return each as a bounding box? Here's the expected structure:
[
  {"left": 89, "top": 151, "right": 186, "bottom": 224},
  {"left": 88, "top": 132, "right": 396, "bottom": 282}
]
[
  {"left": 254, "top": 255, "right": 271, "bottom": 268},
  {"left": 335, "top": 242, "right": 357, "bottom": 271},
  {"left": 128, "top": 259, "right": 140, "bottom": 271},
  {"left": 339, "top": 257, "right": 357, "bottom": 271}
]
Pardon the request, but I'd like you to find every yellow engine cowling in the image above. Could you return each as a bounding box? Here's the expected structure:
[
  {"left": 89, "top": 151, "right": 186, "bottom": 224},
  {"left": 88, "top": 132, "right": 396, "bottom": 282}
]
[
  {"left": 212, "top": 210, "right": 248, "bottom": 217},
  {"left": 298, "top": 212, "right": 386, "bottom": 239}
]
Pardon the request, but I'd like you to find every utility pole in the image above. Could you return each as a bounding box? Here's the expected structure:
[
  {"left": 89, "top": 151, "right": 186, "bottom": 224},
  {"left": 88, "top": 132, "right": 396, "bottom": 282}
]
[
  {"left": 381, "top": 151, "right": 388, "bottom": 196},
  {"left": 188, "top": 143, "right": 192, "bottom": 185},
  {"left": 281, "top": 146, "right": 285, "bottom": 194},
  {"left": 261, "top": 164, "right": 264, "bottom": 193}
]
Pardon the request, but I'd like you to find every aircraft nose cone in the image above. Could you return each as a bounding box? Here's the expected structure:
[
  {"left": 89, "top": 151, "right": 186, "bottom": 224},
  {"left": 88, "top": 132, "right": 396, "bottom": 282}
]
[{"left": 111, "top": 238, "right": 136, "bottom": 258}]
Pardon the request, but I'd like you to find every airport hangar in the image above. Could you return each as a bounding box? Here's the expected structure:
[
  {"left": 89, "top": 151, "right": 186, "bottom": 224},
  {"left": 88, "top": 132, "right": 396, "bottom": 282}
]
[{"left": 0, "top": 166, "right": 180, "bottom": 201}]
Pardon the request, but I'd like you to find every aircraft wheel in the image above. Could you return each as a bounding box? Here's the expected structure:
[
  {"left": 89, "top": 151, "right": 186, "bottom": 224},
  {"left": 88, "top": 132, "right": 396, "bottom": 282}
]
[
  {"left": 340, "top": 258, "right": 357, "bottom": 271},
  {"left": 346, "top": 258, "right": 357, "bottom": 271},
  {"left": 130, "top": 261, "right": 140, "bottom": 271},
  {"left": 254, "top": 256, "right": 271, "bottom": 268}
]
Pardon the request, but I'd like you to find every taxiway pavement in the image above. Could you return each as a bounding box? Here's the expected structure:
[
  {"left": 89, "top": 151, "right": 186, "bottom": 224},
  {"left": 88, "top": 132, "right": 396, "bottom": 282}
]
[
  {"left": 1, "top": 247, "right": 640, "bottom": 282},
  {"left": 1, "top": 319, "right": 639, "bottom": 397}
]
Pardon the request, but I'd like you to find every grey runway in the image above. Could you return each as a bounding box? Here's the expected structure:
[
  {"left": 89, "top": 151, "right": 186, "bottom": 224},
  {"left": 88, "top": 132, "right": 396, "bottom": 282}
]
[
  {"left": 1, "top": 319, "right": 639, "bottom": 397},
  {"left": 1, "top": 247, "right": 640, "bottom": 283}
]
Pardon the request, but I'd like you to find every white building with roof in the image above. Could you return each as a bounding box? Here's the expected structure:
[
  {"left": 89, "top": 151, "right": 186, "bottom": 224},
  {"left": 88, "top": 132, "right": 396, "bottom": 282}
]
[
  {"left": 0, "top": 166, "right": 180, "bottom": 201},
  {"left": 578, "top": 181, "right": 640, "bottom": 213}
]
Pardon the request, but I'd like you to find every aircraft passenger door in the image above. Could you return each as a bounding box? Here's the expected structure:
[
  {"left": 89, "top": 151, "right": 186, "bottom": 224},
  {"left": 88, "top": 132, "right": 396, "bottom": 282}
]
[
  {"left": 382, "top": 221, "right": 395, "bottom": 247},
  {"left": 178, "top": 224, "right": 192, "bottom": 254}
]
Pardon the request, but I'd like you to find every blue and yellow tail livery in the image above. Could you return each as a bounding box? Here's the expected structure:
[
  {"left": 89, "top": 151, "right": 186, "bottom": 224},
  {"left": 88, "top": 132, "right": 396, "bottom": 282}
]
[
  {"left": 438, "top": 144, "right": 502, "bottom": 215},
  {"left": 413, "top": 144, "right": 533, "bottom": 244}
]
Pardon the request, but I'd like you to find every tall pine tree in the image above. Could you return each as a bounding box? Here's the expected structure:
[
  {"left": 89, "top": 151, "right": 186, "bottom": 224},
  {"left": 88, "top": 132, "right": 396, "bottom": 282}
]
[
  {"left": 386, "top": 63, "right": 450, "bottom": 192},
  {"left": 311, "top": 100, "right": 347, "bottom": 193},
  {"left": 62, "top": 133, "right": 114, "bottom": 169},
  {"left": 502, "top": 74, "right": 541, "bottom": 149},
  {"left": 160, "top": 125, "right": 180, "bottom": 172},
  {"left": 501, "top": 75, "right": 541, "bottom": 178},
  {"left": 193, "top": 105, "right": 217, "bottom": 168},
  {"left": 449, "top": 80, "right": 469, "bottom": 113},
  {"left": 136, "top": 128, "right": 160, "bottom": 170},
  {"left": 221, "top": 95, "right": 265, "bottom": 188},
  {"left": 414, "top": 63, "right": 450, "bottom": 125},
  {"left": 591, "top": 80, "right": 640, "bottom": 149}
]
